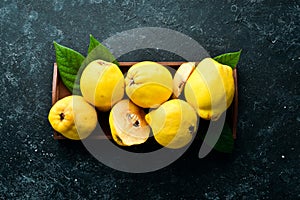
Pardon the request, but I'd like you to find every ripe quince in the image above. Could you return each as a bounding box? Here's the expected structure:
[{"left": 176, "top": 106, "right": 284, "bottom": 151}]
[
  {"left": 184, "top": 58, "right": 235, "bottom": 120},
  {"left": 145, "top": 99, "right": 198, "bottom": 149},
  {"left": 172, "top": 62, "right": 196, "bottom": 98},
  {"left": 48, "top": 95, "right": 98, "bottom": 140},
  {"left": 125, "top": 61, "right": 173, "bottom": 108},
  {"left": 109, "top": 99, "right": 150, "bottom": 146},
  {"left": 80, "top": 60, "right": 124, "bottom": 112}
]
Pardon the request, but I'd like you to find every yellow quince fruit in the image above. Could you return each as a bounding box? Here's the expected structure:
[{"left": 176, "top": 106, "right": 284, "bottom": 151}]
[
  {"left": 184, "top": 58, "right": 235, "bottom": 121},
  {"left": 145, "top": 99, "right": 198, "bottom": 149},
  {"left": 48, "top": 95, "right": 98, "bottom": 140},
  {"left": 125, "top": 61, "right": 173, "bottom": 108},
  {"left": 80, "top": 60, "right": 125, "bottom": 112},
  {"left": 172, "top": 62, "right": 196, "bottom": 98},
  {"left": 109, "top": 99, "right": 150, "bottom": 146}
]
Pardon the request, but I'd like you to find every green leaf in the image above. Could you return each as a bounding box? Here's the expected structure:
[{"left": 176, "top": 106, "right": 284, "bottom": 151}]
[
  {"left": 213, "top": 123, "right": 234, "bottom": 153},
  {"left": 213, "top": 50, "right": 242, "bottom": 69},
  {"left": 87, "top": 34, "right": 119, "bottom": 66},
  {"left": 54, "top": 41, "right": 85, "bottom": 93},
  {"left": 88, "top": 34, "right": 101, "bottom": 54},
  {"left": 199, "top": 122, "right": 234, "bottom": 153}
]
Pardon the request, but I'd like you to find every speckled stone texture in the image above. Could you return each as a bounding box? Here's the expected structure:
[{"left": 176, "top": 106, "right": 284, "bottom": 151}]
[{"left": 0, "top": 0, "right": 299, "bottom": 199}]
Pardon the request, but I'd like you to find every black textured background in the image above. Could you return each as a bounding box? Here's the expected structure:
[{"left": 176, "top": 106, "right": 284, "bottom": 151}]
[{"left": 0, "top": 0, "right": 299, "bottom": 199}]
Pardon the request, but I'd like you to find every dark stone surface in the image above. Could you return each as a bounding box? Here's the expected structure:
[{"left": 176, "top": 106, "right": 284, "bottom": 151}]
[{"left": 1, "top": 0, "right": 299, "bottom": 199}]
